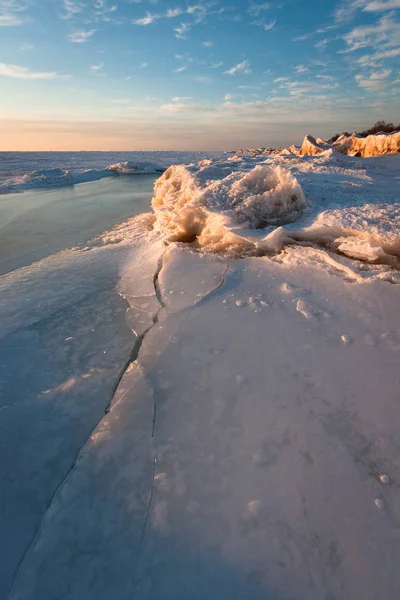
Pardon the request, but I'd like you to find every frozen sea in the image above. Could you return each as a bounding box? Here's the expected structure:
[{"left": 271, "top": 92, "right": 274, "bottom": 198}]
[
  {"left": 0, "top": 151, "right": 223, "bottom": 274},
  {"left": 0, "top": 149, "right": 399, "bottom": 600}
]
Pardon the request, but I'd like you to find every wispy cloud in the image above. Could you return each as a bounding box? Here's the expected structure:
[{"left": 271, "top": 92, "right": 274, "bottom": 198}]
[
  {"left": 334, "top": 0, "right": 400, "bottom": 23},
  {"left": 252, "top": 17, "right": 276, "bottom": 31},
  {"left": 203, "top": 40, "right": 213, "bottom": 47},
  {"left": 174, "top": 22, "right": 191, "bottom": 38},
  {"left": 0, "top": 0, "right": 26, "bottom": 26},
  {"left": 90, "top": 62, "right": 104, "bottom": 75},
  {"left": 357, "top": 46, "right": 400, "bottom": 66},
  {"left": 248, "top": 2, "right": 270, "bottom": 17},
  {"left": 342, "top": 14, "right": 400, "bottom": 52},
  {"left": 224, "top": 59, "right": 252, "bottom": 75},
  {"left": 0, "top": 62, "right": 69, "bottom": 79},
  {"left": 294, "top": 64, "right": 309, "bottom": 73},
  {"left": 62, "top": 0, "right": 84, "bottom": 20},
  {"left": 132, "top": 12, "right": 159, "bottom": 25},
  {"left": 68, "top": 29, "right": 96, "bottom": 43},
  {"left": 363, "top": 0, "right": 400, "bottom": 11},
  {"left": 132, "top": 3, "right": 214, "bottom": 33},
  {"left": 355, "top": 68, "right": 392, "bottom": 88},
  {"left": 166, "top": 8, "right": 183, "bottom": 18}
]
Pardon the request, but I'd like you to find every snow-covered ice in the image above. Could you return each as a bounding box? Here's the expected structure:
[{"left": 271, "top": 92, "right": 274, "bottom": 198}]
[{"left": 1, "top": 151, "right": 400, "bottom": 600}]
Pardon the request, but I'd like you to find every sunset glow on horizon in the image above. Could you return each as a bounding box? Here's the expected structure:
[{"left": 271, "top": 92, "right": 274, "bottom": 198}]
[{"left": 1, "top": 0, "right": 399, "bottom": 150}]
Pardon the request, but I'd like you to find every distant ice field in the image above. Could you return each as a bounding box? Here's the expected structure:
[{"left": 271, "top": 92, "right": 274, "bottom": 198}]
[{"left": 0, "top": 151, "right": 225, "bottom": 194}]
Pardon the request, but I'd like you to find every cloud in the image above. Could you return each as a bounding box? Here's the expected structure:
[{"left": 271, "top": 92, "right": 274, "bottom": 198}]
[
  {"left": 174, "top": 65, "right": 187, "bottom": 72},
  {"left": 294, "top": 65, "right": 309, "bottom": 73},
  {"left": 132, "top": 12, "right": 159, "bottom": 25},
  {"left": 90, "top": 62, "right": 104, "bottom": 74},
  {"left": 0, "top": 62, "right": 68, "bottom": 80},
  {"left": 363, "top": 0, "right": 400, "bottom": 11},
  {"left": 252, "top": 17, "right": 276, "bottom": 30},
  {"left": 166, "top": 7, "right": 183, "bottom": 18},
  {"left": 20, "top": 43, "right": 34, "bottom": 51},
  {"left": 171, "top": 96, "right": 192, "bottom": 102},
  {"left": 355, "top": 68, "right": 392, "bottom": 88},
  {"left": 186, "top": 4, "right": 208, "bottom": 22},
  {"left": 342, "top": 14, "right": 400, "bottom": 51},
  {"left": 0, "top": 0, "right": 26, "bottom": 26},
  {"left": 248, "top": 2, "right": 270, "bottom": 17},
  {"left": 174, "top": 22, "right": 190, "bottom": 38},
  {"left": 292, "top": 33, "right": 313, "bottom": 41},
  {"left": 224, "top": 59, "right": 252, "bottom": 75},
  {"left": 357, "top": 46, "right": 400, "bottom": 66},
  {"left": 68, "top": 29, "right": 96, "bottom": 42},
  {"left": 62, "top": 0, "right": 85, "bottom": 19},
  {"left": 334, "top": 0, "right": 400, "bottom": 23},
  {"left": 203, "top": 40, "right": 213, "bottom": 46}
]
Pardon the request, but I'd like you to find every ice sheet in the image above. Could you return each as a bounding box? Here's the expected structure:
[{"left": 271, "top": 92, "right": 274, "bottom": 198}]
[
  {"left": 8, "top": 246, "right": 400, "bottom": 600},
  {"left": 2, "top": 151, "right": 400, "bottom": 600}
]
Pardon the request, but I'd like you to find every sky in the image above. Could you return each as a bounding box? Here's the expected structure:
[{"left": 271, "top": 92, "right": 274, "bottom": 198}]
[{"left": 0, "top": 0, "right": 399, "bottom": 150}]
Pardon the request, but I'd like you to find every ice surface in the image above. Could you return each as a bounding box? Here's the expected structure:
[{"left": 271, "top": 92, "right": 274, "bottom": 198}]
[
  {"left": 7, "top": 245, "right": 400, "bottom": 600},
  {"left": 0, "top": 176, "right": 156, "bottom": 275},
  {"left": 0, "top": 215, "right": 161, "bottom": 598},
  {"left": 2, "top": 151, "right": 400, "bottom": 600}
]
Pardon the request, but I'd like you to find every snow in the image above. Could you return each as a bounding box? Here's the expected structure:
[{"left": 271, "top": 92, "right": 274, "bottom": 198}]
[{"left": 1, "top": 151, "right": 400, "bottom": 599}]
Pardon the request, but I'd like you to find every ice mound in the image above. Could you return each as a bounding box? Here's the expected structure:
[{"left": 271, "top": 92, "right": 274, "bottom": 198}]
[
  {"left": 152, "top": 160, "right": 307, "bottom": 252},
  {"left": 106, "top": 161, "right": 165, "bottom": 175}
]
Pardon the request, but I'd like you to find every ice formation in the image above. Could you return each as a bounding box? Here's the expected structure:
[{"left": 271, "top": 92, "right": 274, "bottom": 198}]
[
  {"left": 106, "top": 161, "right": 165, "bottom": 175},
  {"left": 296, "top": 131, "right": 400, "bottom": 158},
  {"left": 152, "top": 161, "right": 307, "bottom": 252}
]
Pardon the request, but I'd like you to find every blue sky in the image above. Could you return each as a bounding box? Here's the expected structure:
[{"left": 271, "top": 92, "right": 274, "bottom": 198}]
[{"left": 0, "top": 0, "right": 399, "bottom": 150}]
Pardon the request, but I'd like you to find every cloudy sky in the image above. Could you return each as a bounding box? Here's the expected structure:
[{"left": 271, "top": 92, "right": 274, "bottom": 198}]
[{"left": 0, "top": 0, "right": 399, "bottom": 150}]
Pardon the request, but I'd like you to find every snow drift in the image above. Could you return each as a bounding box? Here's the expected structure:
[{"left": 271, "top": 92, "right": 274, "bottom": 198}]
[{"left": 152, "top": 161, "right": 307, "bottom": 253}]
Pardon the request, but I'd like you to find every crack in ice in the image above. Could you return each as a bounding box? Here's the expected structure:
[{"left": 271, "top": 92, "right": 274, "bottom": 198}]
[{"left": 6, "top": 248, "right": 168, "bottom": 600}]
